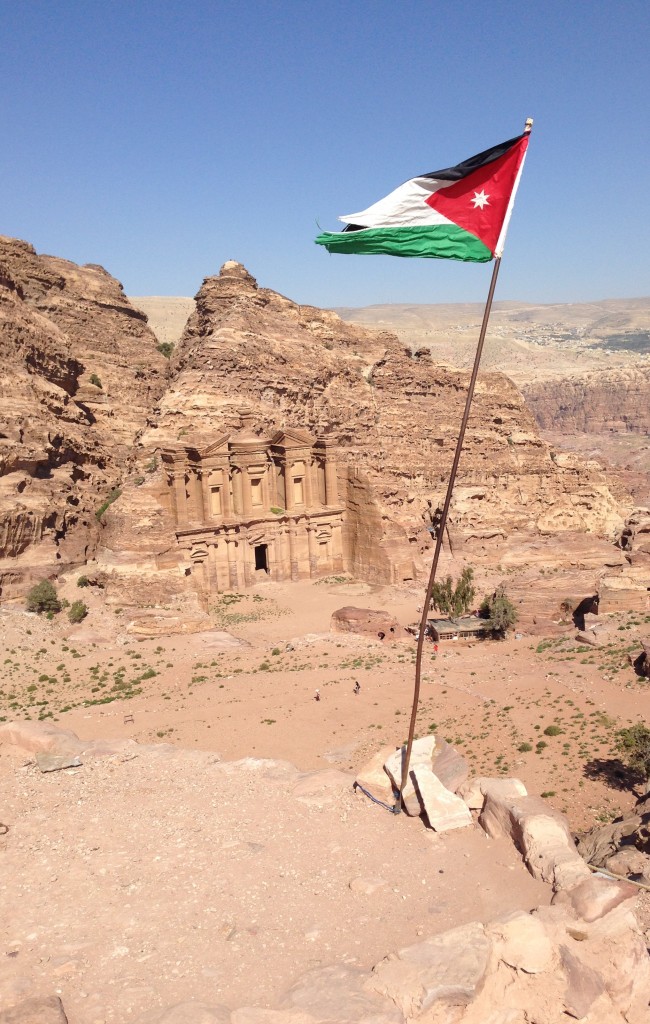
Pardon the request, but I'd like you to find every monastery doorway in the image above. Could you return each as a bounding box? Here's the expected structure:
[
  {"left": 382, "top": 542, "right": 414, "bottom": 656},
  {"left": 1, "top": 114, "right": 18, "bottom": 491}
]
[{"left": 254, "top": 543, "right": 270, "bottom": 574}]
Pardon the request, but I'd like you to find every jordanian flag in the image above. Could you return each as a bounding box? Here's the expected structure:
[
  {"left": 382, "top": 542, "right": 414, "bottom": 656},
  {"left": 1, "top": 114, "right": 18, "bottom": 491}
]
[{"left": 315, "top": 132, "right": 529, "bottom": 262}]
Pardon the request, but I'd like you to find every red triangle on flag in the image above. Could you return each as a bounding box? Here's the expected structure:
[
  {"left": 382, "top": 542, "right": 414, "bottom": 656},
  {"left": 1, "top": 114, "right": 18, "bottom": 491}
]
[{"left": 425, "top": 137, "right": 528, "bottom": 254}]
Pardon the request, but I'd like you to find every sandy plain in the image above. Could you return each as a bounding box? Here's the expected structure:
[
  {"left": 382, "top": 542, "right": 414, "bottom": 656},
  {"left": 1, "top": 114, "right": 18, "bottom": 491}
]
[
  {"left": 2, "top": 573, "right": 649, "bottom": 1022},
  {"left": 2, "top": 573, "right": 648, "bottom": 835}
]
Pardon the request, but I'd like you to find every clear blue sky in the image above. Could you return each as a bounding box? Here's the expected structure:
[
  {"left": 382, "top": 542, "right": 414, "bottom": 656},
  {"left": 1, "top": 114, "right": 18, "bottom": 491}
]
[{"left": 1, "top": 1, "right": 648, "bottom": 307}]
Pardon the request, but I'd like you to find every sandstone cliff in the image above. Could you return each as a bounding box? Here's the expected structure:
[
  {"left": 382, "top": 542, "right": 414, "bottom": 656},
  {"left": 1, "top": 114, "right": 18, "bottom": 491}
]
[
  {"left": 0, "top": 244, "right": 633, "bottom": 602},
  {"left": 106, "top": 261, "right": 629, "bottom": 593},
  {"left": 522, "top": 366, "right": 650, "bottom": 434},
  {"left": 0, "top": 236, "right": 167, "bottom": 595}
]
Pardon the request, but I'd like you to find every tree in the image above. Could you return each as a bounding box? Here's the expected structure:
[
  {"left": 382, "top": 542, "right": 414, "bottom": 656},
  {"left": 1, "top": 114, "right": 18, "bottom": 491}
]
[
  {"left": 89, "top": 373, "right": 102, "bottom": 388},
  {"left": 479, "top": 584, "right": 518, "bottom": 637},
  {"left": 615, "top": 723, "right": 650, "bottom": 789},
  {"left": 68, "top": 600, "right": 88, "bottom": 624},
  {"left": 430, "top": 567, "right": 476, "bottom": 618},
  {"left": 26, "top": 580, "right": 61, "bottom": 614}
]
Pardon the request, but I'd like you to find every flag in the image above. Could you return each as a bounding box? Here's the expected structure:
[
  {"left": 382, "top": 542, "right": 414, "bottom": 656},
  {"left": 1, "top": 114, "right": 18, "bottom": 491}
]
[{"left": 315, "top": 132, "right": 529, "bottom": 262}]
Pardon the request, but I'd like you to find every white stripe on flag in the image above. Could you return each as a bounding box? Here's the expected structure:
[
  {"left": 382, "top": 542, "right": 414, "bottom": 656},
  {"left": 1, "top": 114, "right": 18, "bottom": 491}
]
[{"left": 339, "top": 177, "right": 455, "bottom": 229}]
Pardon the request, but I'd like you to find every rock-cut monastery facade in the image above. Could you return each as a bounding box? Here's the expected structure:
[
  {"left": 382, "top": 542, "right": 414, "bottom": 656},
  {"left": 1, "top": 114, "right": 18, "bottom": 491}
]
[{"left": 161, "top": 412, "right": 344, "bottom": 597}]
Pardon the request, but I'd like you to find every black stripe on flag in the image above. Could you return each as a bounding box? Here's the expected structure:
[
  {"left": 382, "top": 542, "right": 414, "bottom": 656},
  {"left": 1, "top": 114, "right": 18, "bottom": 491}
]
[{"left": 420, "top": 133, "right": 526, "bottom": 182}]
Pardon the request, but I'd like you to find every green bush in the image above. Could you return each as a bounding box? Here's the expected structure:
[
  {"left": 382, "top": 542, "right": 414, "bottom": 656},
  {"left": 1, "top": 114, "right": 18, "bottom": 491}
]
[
  {"left": 518, "top": 742, "right": 533, "bottom": 752},
  {"left": 96, "top": 488, "right": 122, "bottom": 520},
  {"left": 615, "top": 723, "right": 650, "bottom": 784},
  {"left": 26, "top": 580, "right": 61, "bottom": 614},
  {"left": 543, "top": 724, "right": 563, "bottom": 736},
  {"left": 157, "top": 342, "right": 174, "bottom": 359},
  {"left": 68, "top": 600, "right": 88, "bottom": 624},
  {"left": 89, "top": 373, "right": 103, "bottom": 388},
  {"left": 480, "top": 584, "right": 518, "bottom": 636},
  {"left": 77, "top": 576, "right": 90, "bottom": 588}
]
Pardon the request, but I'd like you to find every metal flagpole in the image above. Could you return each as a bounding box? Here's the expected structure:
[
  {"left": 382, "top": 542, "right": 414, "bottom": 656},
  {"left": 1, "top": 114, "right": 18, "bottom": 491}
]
[{"left": 396, "top": 118, "right": 533, "bottom": 812}]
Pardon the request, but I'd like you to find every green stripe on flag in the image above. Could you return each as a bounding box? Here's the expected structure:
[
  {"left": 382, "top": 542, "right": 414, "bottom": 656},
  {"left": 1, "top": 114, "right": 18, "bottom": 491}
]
[{"left": 315, "top": 224, "right": 492, "bottom": 262}]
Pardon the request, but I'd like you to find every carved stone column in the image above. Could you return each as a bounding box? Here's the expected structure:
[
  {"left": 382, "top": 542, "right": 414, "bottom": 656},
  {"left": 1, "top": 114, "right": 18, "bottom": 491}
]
[
  {"left": 221, "top": 468, "right": 232, "bottom": 518},
  {"left": 242, "top": 469, "right": 253, "bottom": 516},
  {"left": 307, "top": 523, "right": 318, "bottom": 578},
  {"left": 283, "top": 461, "right": 294, "bottom": 511},
  {"left": 232, "top": 469, "right": 243, "bottom": 516},
  {"left": 226, "top": 536, "right": 239, "bottom": 590},
  {"left": 324, "top": 458, "right": 339, "bottom": 507},
  {"left": 303, "top": 457, "right": 314, "bottom": 508},
  {"left": 288, "top": 525, "right": 299, "bottom": 581},
  {"left": 172, "top": 471, "right": 188, "bottom": 528}
]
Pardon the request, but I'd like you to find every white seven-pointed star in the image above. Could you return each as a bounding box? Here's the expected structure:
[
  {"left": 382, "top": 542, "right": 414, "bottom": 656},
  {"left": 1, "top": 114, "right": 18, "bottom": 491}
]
[{"left": 471, "top": 190, "right": 490, "bottom": 209}]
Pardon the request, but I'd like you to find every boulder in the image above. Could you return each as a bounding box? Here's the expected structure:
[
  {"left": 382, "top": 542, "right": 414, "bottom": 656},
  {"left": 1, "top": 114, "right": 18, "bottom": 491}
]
[
  {"left": 330, "top": 606, "right": 408, "bottom": 640},
  {"left": 35, "top": 753, "right": 82, "bottom": 773},
  {"left": 411, "top": 766, "right": 472, "bottom": 832},
  {"left": 552, "top": 874, "right": 639, "bottom": 923},
  {"left": 604, "top": 847, "right": 650, "bottom": 881},
  {"left": 487, "top": 911, "right": 554, "bottom": 975},
  {"left": 430, "top": 736, "right": 469, "bottom": 793},
  {"left": 479, "top": 792, "right": 591, "bottom": 890},
  {"left": 367, "top": 922, "right": 491, "bottom": 1017},
  {"left": 0, "top": 721, "right": 85, "bottom": 757},
  {"left": 384, "top": 736, "right": 436, "bottom": 815},
  {"left": 458, "top": 776, "right": 527, "bottom": 810},
  {"left": 560, "top": 945, "right": 606, "bottom": 1019},
  {"left": 355, "top": 744, "right": 398, "bottom": 804},
  {"left": 575, "top": 630, "right": 600, "bottom": 648}
]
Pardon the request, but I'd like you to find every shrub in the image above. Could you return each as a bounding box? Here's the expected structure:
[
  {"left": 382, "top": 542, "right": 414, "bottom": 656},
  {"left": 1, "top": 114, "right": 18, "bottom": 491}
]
[
  {"left": 26, "top": 580, "right": 61, "bottom": 614},
  {"left": 77, "top": 576, "right": 90, "bottom": 588},
  {"left": 518, "top": 742, "right": 533, "bottom": 752},
  {"left": 615, "top": 723, "right": 650, "bottom": 785},
  {"left": 68, "top": 600, "right": 88, "bottom": 624},
  {"left": 480, "top": 584, "right": 518, "bottom": 636},
  {"left": 145, "top": 457, "right": 158, "bottom": 473},
  {"left": 96, "top": 488, "right": 122, "bottom": 520},
  {"left": 89, "top": 373, "right": 103, "bottom": 388},
  {"left": 157, "top": 342, "right": 174, "bottom": 358},
  {"left": 543, "top": 724, "right": 563, "bottom": 736}
]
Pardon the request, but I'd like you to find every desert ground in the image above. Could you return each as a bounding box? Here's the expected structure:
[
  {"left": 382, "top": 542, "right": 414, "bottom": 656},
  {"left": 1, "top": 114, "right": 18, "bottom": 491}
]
[
  {"left": 3, "top": 572, "right": 650, "bottom": 1023},
  {"left": 2, "top": 573, "right": 648, "bottom": 835}
]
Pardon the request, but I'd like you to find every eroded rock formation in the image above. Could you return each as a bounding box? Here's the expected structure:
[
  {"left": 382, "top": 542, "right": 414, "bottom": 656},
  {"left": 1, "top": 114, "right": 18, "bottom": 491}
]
[
  {"left": 108, "top": 260, "right": 627, "bottom": 597},
  {"left": 522, "top": 366, "right": 650, "bottom": 434},
  {"left": 0, "top": 236, "right": 166, "bottom": 595},
  {"left": 0, "top": 245, "right": 634, "bottom": 603}
]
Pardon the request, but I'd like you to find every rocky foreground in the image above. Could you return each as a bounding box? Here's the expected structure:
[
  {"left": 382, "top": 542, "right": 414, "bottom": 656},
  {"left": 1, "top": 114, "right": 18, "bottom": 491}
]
[{"left": 1, "top": 722, "right": 649, "bottom": 1024}]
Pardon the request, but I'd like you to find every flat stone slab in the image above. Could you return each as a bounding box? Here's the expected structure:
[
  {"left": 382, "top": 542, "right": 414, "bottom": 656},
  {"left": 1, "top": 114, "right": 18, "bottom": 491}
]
[
  {"left": 35, "top": 753, "right": 82, "bottom": 773},
  {"left": 411, "top": 766, "right": 472, "bottom": 832},
  {"left": 384, "top": 736, "right": 436, "bottom": 808}
]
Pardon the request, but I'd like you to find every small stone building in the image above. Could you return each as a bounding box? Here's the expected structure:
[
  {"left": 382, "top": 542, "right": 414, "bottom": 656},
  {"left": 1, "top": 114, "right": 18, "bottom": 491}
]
[
  {"left": 161, "top": 415, "right": 344, "bottom": 598},
  {"left": 427, "top": 617, "right": 492, "bottom": 641}
]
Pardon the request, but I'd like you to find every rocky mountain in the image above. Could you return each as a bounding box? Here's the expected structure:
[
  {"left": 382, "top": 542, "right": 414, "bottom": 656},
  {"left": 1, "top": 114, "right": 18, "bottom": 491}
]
[
  {"left": 0, "top": 236, "right": 167, "bottom": 596},
  {"left": 0, "top": 239, "right": 636, "bottom": 606},
  {"left": 99, "top": 261, "right": 629, "bottom": 603}
]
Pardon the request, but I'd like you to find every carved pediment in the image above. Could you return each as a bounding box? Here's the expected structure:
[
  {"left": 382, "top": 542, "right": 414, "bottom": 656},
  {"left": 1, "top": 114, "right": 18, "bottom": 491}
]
[
  {"left": 200, "top": 433, "right": 232, "bottom": 457},
  {"left": 270, "top": 427, "right": 314, "bottom": 449}
]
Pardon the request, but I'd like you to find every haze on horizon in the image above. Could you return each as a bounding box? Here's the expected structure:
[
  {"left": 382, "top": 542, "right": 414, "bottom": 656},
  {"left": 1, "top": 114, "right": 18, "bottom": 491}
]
[{"left": 1, "top": 1, "right": 648, "bottom": 309}]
